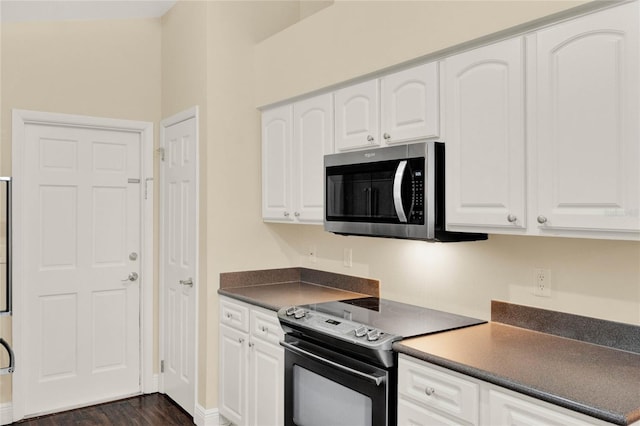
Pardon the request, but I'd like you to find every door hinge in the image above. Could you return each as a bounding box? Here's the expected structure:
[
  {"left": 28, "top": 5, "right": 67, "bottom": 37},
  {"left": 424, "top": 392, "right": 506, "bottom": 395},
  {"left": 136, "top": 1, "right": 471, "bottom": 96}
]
[
  {"left": 160, "top": 360, "right": 164, "bottom": 373},
  {"left": 156, "top": 147, "right": 165, "bottom": 162}
]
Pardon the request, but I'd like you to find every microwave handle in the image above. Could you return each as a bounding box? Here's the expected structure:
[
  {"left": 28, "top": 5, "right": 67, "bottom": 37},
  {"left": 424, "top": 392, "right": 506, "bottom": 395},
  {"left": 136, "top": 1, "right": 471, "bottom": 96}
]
[{"left": 393, "top": 160, "right": 408, "bottom": 223}]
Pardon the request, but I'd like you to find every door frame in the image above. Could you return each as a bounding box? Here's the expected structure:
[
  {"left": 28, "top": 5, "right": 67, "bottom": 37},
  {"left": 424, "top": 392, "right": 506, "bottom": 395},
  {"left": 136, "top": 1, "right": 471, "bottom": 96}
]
[
  {"left": 158, "top": 106, "right": 200, "bottom": 411},
  {"left": 11, "top": 109, "right": 155, "bottom": 421}
]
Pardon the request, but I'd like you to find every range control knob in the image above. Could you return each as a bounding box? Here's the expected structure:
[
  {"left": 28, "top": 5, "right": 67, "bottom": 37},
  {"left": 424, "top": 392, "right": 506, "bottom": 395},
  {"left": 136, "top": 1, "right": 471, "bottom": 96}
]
[
  {"left": 354, "top": 325, "right": 368, "bottom": 338},
  {"left": 293, "top": 308, "right": 307, "bottom": 319},
  {"left": 285, "top": 306, "right": 297, "bottom": 316},
  {"left": 367, "top": 329, "right": 381, "bottom": 342}
]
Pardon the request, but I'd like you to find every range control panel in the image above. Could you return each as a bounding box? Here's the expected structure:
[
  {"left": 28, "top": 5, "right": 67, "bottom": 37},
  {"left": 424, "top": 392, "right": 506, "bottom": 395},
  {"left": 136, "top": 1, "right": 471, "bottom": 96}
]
[{"left": 278, "top": 306, "right": 400, "bottom": 350}]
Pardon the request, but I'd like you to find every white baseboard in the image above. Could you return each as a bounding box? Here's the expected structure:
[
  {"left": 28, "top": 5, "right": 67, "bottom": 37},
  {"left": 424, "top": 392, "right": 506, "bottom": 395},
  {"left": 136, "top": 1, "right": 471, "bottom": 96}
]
[
  {"left": 194, "top": 403, "right": 223, "bottom": 426},
  {"left": 0, "top": 402, "right": 12, "bottom": 426}
]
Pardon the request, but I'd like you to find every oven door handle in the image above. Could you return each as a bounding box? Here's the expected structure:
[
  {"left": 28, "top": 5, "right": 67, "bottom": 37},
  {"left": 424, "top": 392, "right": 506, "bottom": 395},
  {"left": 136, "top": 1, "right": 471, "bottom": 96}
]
[
  {"left": 280, "top": 341, "right": 385, "bottom": 386},
  {"left": 393, "top": 160, "right": 408, "bottom": 223}
]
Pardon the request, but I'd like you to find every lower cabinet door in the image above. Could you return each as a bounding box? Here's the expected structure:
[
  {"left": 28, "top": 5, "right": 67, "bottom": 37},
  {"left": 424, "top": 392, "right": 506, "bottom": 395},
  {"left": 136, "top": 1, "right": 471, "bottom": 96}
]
[
  {"left": 249, "top": 338, "right": 284, "bottom": 426},
  {"left": 219, "top": 324, "right": 248, "bottom": 426}
]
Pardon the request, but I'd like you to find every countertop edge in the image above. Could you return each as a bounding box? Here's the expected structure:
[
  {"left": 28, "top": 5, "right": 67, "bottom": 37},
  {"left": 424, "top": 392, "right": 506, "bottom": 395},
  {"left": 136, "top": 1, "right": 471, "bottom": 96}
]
[
  {"left": 393, "top": 342, "right": 634, "bottom": 426},
  {"left": 218, "top": 288, "right": 279, "bottom": 311}
]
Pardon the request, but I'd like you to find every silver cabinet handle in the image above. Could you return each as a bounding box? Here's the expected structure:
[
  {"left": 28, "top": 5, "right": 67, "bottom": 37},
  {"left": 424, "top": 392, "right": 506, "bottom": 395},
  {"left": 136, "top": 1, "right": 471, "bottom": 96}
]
[
  {"left": 367, "top": 135, "right": 374, "bottom": 142},
  {"left": 383, "top": 133, "right": 391, "bottom": 140},
  {"left": 226, "top": 312, "right": 233, "bottom": 319},
  {"left": 507, "top": 214, "right": 517, "bottom": 223},
  {"left": 0, "top": 338, "right": 14, "bottom": 375},
  {"left": 537, "top": 215, "right": 548, "bottom": 224},
  {"left": 179, "top": 277, "right": 193, "bottom": 287},
  {"left": 294, "top": 212, "right": 300, "bottom": 217},
  {"left": 280, "top": 341, "right": 385, "bottom": 386},
  {"left": 425, "top": 386, "right": 436, "bottom": 396},
  {"left": 121, "top": 272, "right": 138, "bottom": 282},
  {"left": 283, "top": 211, "right": 290, "bottom": 217}
]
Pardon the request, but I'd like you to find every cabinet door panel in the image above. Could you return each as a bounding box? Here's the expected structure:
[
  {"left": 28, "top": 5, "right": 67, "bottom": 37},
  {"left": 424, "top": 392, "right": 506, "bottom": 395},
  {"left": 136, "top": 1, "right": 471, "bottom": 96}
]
[
  {"left": 262, "top": 105, "right": 293, "bottom": 221},
  {"left": 445, "top": 37, "right": 526, "bottom": 231},
  {"left": 381, "top": 62, "right": 439, "bottom": 144},
  {"left": 219, "top": 324, "right": 247, "bottom": 426},
  {"left": 487, "top": 389, "right": 594, "bottom": 426},
  {"left": 533, "top": 2, "right": 639, "bottom": 233},
  {"left": 248, "top": 339, "right": 284, "bottom": 426},
  {"left": 335, "top": 80, "right": 380, "bottom": 151},
  {"left": 293, "top": 94, "right": 333, "bottom": 223}
]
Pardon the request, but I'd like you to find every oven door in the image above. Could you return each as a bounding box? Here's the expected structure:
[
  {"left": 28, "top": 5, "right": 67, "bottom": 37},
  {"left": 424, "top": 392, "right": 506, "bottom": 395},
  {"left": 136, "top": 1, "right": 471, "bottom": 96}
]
[{"left": 281, "top": 335, "right": 391, "bottom": 426}]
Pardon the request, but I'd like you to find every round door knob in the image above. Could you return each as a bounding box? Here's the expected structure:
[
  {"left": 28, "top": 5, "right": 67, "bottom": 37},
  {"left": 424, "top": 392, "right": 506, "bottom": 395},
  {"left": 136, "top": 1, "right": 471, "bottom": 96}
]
[
  {"left": 507, "top": 214, "right": 517, "bottom": 223},
  {"left": 383, "top": 133, "right": 391, "bottom": 140},
  {"left": 367, "top": 135, "right": 374, "bottom": 142},
  {"left": 425, "top": 387, "right": 436, "bottom": 396},
  {"left": 283, "top": 211, "right": 290, "bottom": 217},
  {"left": 537, "top": 215, "right": 548, "bottom": 224},
  {"left": 294, "top": 212, "right": 300, "bottom": 217}
]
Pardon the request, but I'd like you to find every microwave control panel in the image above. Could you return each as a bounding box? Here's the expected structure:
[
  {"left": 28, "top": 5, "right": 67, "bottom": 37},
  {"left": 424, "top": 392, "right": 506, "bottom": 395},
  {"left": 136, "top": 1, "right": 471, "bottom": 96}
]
[{"left": 409, "top": 168, "right": 424, "bottom": 224}]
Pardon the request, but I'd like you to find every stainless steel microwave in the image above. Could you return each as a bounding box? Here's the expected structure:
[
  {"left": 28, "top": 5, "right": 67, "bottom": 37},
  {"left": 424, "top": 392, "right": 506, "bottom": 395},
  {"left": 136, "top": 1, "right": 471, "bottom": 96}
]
[{"left": 324, "top": 142, "right": 487, "bottom": 242}]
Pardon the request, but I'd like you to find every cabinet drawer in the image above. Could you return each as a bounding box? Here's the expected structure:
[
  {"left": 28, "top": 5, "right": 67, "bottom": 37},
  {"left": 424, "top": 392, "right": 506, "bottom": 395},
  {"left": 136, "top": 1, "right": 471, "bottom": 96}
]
[
  {"left": 398, "top": 397, "right": 472, "bottom": 426},
  {"left": 220, "top": 298, "right": 249, "bottom": 333},
  {"left": 399, "top": 356, "right": 479, "bottom": 425},
  {"left": 251, "top": 308, "right": 284, "bottom": 346}
]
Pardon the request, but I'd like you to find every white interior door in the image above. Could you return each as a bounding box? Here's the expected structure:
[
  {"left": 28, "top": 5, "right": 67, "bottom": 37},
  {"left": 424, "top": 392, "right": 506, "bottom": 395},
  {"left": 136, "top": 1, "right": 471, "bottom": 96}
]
[
  {"left": 161, "top": 111, "right": 198, "bottom": 416},
  {"left": 21, "top": 122, "right": 142, "bottom": 416}
]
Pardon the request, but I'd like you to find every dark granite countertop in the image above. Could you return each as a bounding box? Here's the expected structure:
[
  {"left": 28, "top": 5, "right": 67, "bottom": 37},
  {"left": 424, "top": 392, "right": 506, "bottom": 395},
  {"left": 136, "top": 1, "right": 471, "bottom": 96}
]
[
  {"left": 217, "top": 267, "right": 379, "bottom": 311},
  {"left": 394, "top": 314, "right": 640, "bottom": 425}
]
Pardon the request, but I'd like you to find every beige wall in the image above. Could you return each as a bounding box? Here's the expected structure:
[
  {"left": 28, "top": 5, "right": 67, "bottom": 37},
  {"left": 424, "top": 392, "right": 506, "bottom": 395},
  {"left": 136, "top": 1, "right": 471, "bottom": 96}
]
[
  {"left": 0, "top": 17, "right": 162, "bottom": 404},
  {"left": 204, "top": 0, "right": 302, "bottom": 409},
  {"left": 255, "top": 0, "right": 593, "bottom": 107}
]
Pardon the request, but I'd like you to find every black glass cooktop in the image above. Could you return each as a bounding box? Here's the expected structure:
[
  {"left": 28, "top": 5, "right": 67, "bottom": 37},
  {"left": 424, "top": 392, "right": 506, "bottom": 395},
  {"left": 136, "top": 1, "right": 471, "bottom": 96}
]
[{"left": 303, "top": 296, "right": 486, "bottom": 339}]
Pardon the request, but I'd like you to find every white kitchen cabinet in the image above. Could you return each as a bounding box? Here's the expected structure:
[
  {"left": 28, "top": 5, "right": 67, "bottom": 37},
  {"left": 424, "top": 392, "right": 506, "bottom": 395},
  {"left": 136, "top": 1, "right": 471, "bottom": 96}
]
[
  {"left": 381, "top": 62, "right": 439, "bottom": 145},
  {"left": 483, "top": 387, "right": 600, "bottom": 426},
  {"left": 444, "top": 37, "right": 526, "bottom": 232},
  {"left": 219, "top": 297, "right": 284, "bottom": 426},
  {"left": 335, "top": 62, "right": 439, "bottom": 152},
  {"left": 398, "top": 355, "right": 613, "bottom": 426},
  {"left": 530, "top": 1, "right": 639, "bottom": 236},
  {"left": 262, "top": 94, "right": 333, "bottom": 224},
  {"left": 292, "top": 94, "right": 334, "bottom": 223},
  {"left": 398, "top": 354, "right": 479, "bottom": 425},
  {"left": 334, "top": 79, "right": 380, "bottom": 151},
  {"left": 445, "top": 2, "right": 640, "bottom": 240},
  {"left": 262, "top": 105, "right": 293, "bottom": 222}
]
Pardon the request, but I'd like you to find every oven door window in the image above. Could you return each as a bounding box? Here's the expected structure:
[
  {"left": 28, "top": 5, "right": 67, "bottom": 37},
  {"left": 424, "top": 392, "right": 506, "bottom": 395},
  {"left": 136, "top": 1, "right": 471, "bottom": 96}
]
[
  {"left": 293, "top": 365, "right": 372, "bottom": 426},
  {"left": 283, "top": 338, "right": 389, "bottom": 426}
]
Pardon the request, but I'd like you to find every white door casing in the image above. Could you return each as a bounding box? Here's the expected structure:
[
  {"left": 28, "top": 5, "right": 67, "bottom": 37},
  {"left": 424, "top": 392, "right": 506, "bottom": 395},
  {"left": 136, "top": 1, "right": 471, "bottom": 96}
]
[
  {"left": 159, "top": 107, "right": 199, "bottom": 416},
  {"left": 11, "top": 110, "right": 154, "bottom": 421}
]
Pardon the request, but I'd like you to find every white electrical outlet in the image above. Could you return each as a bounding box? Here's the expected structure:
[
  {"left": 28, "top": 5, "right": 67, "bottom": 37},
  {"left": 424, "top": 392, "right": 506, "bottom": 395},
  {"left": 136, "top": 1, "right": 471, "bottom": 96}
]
[
  {"left": 533, "top": 268, "right": 551, "bottom": 297},
  {"left": 343, "top": 248, "right": 353, "bottom": 267},
  {"left": 308, "top": 246, "right": 317, "bottom": 263}
]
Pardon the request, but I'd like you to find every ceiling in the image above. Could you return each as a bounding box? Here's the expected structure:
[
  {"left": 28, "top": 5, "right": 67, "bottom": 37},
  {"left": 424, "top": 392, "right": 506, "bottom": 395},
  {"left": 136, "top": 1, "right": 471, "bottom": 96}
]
[{"left": 1, "top": 0, "right": 178, "bottom": 23}]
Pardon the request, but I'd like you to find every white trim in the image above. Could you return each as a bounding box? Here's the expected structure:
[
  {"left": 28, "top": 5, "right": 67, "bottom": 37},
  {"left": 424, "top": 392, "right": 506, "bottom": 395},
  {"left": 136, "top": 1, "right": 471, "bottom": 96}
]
[
  {"left": 0, "top": 402, "right": 12, "bottom": 426},
  {"left": 194, "top": 404, "right": 223, "bottom": 426},
  {"left": 158, "top": 106, "right": 200, "bottom": 414},
  {"left": 11, "top": 109, "right": 154, "bottom": 421}
]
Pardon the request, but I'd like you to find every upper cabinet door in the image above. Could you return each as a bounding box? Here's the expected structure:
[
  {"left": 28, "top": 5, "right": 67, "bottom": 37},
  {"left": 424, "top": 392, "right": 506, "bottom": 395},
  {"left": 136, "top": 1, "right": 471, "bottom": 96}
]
[
  {"left": 334, "top": 79, "right": 380, "bottom": 151},
  {"left": 444, "top": 37, "right": 526, "bottom": 232},
  {"left": 292, "top": 94, "right": 334, "bottom": 223},
  {"left": 262, "top": 105, "right": 293, "bottom": 222},
  {"left": 532, "top": 2, "right": 639, "bottom": 234},
  {"left": 381, "top": 63, "right": 439, "bottom": 145}
]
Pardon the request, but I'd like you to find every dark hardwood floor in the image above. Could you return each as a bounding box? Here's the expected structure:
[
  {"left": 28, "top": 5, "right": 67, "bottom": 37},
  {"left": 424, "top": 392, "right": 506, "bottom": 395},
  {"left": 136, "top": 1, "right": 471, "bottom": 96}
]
[{"left": 15, "top": 394, "right": 195, "bottom": 425}]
